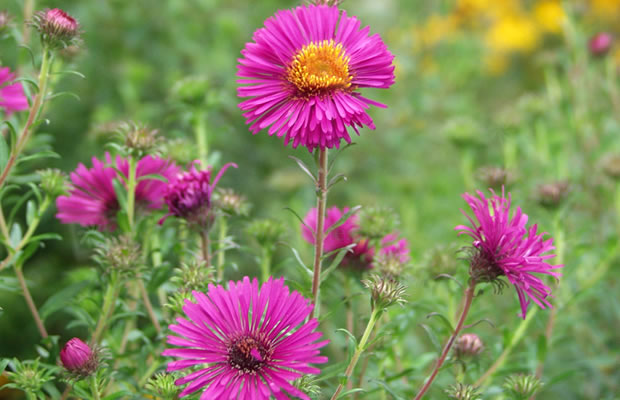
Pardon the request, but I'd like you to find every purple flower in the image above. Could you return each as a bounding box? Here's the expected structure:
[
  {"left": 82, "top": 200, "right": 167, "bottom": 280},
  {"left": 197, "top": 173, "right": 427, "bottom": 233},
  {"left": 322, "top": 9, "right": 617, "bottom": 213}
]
[
  {"left": 378, "top": 233, "right": 410, "bottom": 265},
  {"left": 301, "top": 206, "right": 373, "bottom": 269},
  {"left": 0, "top": 67, "right": 28, "bottom": 116},
  {"left": 56, "top": 153, "right": 179, "bottom": 230},
  {"left": 589, "top": 32, "right": 612, "bottom": 56},
  {"left": 60, "top": 338, "right": 97, "bottom": 377},
  {"left": 455, "top": 190, "right": 563, "bottom": 319},
  {"left": 237, "top": 4, "right": 395, "bottom": 151},
  {"left": 163, "top": 277, "right": 328, "bottom": 399},
  {"left": 162, "top": 162, "right": 237, "bottom": 228}
]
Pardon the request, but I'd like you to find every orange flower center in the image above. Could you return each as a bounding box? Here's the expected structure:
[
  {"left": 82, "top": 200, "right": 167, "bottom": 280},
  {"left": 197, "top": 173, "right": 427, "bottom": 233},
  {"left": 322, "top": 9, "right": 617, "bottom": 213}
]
[{"left": 286, "top": 40, "right": 352, "bottom": 97}]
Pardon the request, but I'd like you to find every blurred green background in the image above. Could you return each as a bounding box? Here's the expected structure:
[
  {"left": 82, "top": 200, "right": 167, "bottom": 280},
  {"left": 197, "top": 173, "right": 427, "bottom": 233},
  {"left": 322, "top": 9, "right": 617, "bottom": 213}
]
[{"left": 1, "top": 0, "right": 619, "bottom": 398}]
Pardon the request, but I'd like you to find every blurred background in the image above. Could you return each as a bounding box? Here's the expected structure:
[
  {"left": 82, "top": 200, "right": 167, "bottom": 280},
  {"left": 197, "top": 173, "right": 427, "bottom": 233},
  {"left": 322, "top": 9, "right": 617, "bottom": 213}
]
[{"left": 1, "top": 0, "right": 619, "bottom": 398}]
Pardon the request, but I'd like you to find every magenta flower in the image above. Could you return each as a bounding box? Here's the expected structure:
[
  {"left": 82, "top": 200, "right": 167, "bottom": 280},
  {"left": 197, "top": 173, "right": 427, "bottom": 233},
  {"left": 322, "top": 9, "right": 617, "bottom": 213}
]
[
  {"left": 455, "top": 190, "right": 563, "bottom": 318},
  {"left": 60, "top": 338, "right": 97, "bottom": 377},
  {"left": 162, "top": 162, "right": 237, "bottom": 228},
  {"left": 56, "top": 153, "right": 179, "bottom": 230},
  {"left": 302, "top": 206, "right": 373, "bottom": 269},
  {"left": 238, "top": 4, "right": 395, "bottom": 151},
  {"left": 163, "top": 276, "right": 328, "bottom": 399},
  {"left": 589, "top": 32, "right": 612, "bottom": 56},
  {"left": 34, "top": 8, "right": 80, "bottom": 46},
  {"left": 0, "top": 67, "right": 28, "bottom": 116},
  {"left": 378, "top": 233, "right": 410, "bottom": 265}
]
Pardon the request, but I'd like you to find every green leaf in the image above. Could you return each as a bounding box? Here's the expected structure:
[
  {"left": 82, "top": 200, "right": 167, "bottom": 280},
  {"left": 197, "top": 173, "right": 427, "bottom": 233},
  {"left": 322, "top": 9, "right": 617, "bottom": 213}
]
[
  {"left": 321, "top": 244, "right": 355, "bottom": 284},
  {"left": 324, "top": 205, "right": 362, "bottom": 236},
  {"left": 28, "top": 233, "right": 62, "bottom": 242},
  {"left": 1, "top": 121, "right": 18, "bottom": 152},
  {"left": 283, "top": 207, "right": 313, "bottom": 234},
  {"left": 0, "top": 133, "right": 8, "bottom": 171},
  {"left": 137, "top": 173, "right": 169, "bottom": 182},
  {"left": 112, "top": 178, "right": 128, "bottom": 211},
  {"left": 426, "top": 312, "right": 455, "bottom": 333},
  {"left": 419, "top": 323, "right": 441, "bottom": 351},
  {"left": 0, "top": 358, "right": 8, "bottom": 374},
  {"left": 52, "top": 70, "right": 86, "bottom": 79},
  {"left": 288, "top": 155, "right": 317, "bottom": 183},
  {"left": 9, "top": 223, "right": 22, "bottom": 248},
  {"left": 15, "top": 240, "right": 40, "bottom": 267},
  {"left": 17, "top": 150, "right": 60, "bottom": 164},
  {"left": 334, "top": 388, "right": 365, "bottom": 399},
  {"left": 102, "top": 391, "right": 133, "bottom": 400},
  {"left": 40, "top": 281, "right": 90, "bottom": 320},
  {"left": 25, "top": 200, "right": 36, "bottom": 225}
]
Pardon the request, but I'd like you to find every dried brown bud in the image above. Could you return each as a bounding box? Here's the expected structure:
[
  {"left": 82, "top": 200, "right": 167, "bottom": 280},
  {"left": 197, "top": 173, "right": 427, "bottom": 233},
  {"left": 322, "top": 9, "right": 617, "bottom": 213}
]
[
  {"left": 477, "top": 166, "right": 514, "bottom": 190},
  {"left": 536, "top": 181, "right": 570, "bottom": 208}
]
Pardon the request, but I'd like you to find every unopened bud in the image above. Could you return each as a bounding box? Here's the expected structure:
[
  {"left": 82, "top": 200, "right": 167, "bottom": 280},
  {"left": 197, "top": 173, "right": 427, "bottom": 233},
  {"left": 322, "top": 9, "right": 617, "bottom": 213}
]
[
  {"left": 145, "top": 372, "right": 181, "bottom": 400},
  {"left": 116, "top": 122, "right": 162, "bottom": 157},
  {"left": 357, "top": 207, "right": 399, "bottom": 241},
  {"left": 455, "top": 333, "right": 484, "bottom": 359},
  {"left": 38, "top": 168, "right": 68, "bottom": 198},
  {"left": 245, "top": 218, "right": 287, "bottom": 250},
  {"left": 536, "top": 181, "right": 570, "bottom": 208},
  {"left": 589, "top": 33, "right": 612, "bottom": 57},
  {"left": 445, "top": 383, "right": 481, "bottom": 400},
  {"left": 33, "top": 8, "right": 80, "bottom": 49},
  {"left": 6, "top": 359, "right": 53, "bottom": 394},
  {"left": 93, "top": 235, "right": 141, "bottom": 275},
  {"left": 362, "top": 274, "right": 407, "bottom": 310},
  {"left": 503, "top": 374, "right": 543, "bottom": 400},
  {"left": 171, "top": 75, "right": 209, "bottom": 106},
  {"left": 60, "top": 338, "right": 98, "bottom": 378},
  {"left": 214, "top": 188, "right": 250, "bottom": 217},
  {"left": 293, "top": 376, "right": 321, "bottom": 398},
  {"left": 171, "top": 260, "right": 213, "bottom": 292},
  {"left": 477, "top": 166, "right": 514, "bottom": 190}
]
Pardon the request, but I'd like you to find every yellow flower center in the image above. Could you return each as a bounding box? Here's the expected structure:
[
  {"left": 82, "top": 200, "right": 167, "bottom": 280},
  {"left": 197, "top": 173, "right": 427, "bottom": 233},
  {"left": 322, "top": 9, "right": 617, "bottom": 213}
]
[{"left": 286, "top": 40, "right": 352, "bottom": 97}]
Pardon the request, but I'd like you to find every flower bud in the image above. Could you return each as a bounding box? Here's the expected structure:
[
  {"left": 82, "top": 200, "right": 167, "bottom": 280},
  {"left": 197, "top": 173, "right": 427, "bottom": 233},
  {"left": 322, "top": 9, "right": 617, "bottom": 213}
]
[
  {"left": 362, "top": 274, "right": 407, "bottom": 310},
  {"left": 374, "top": 233, "right": 410, "bottom": 278},
  {"left": 589, "top": 33, "right": 613, "bottom": 57},
  {"left": 602, "top": 153, "right": 620, "bottom": 179},
  {"left": 455, "top": 333, "right": 484, "bottom": 359},
  {"left": 0, "top": 10, "right": 11, "bottom": 32},
  {"left": 60, "top": 338, "right": 98, "bottom": 377},
  {"left": 38, "top": 168, "right": 69, "bottom": 198},
  {"left": 33, "top": 8, "right": 80, "bottom": 49},
  {"left": 536, "top": 181, "right": 570, "bottom": 208},
  {"left": 171, "top": 75, "right": 209, "bottom": 106},
  {"left": 503, "top": 374, "right": 543, "bottom": 400},
  {"left": 93, "top": 235, "right": 141, "bottom": 275},
  {"left": 245, "top": 218, "right": 287, "bottom": 250},
  {"left": 214, "top": 188, "right": 250, "bottom": 217},
  {"left": 477, "top": 166, "right": 514, "bottom": 190},
  {"left": 145, "top": 372, "right": 181, "bottom": 400},
  {"left": 118, "top": 122, "right": 162, "bottom": 157},
  {"left": 445, "top": 383, "right": 481, "bottom": 400},
  {"left": 6, "top": 359, "right": 53, "bottom": 394},
  {"left": 357, "top": 207, "right": 399, "bottom": 241}
]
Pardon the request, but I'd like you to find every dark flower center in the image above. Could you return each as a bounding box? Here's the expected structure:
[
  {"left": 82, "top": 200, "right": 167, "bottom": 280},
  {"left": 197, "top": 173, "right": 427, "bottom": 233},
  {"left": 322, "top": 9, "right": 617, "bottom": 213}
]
[
  {"left": 469, "top": 248, "right": 504, "bottom": 284},
  {"left": 228, "top": 336, "right": 270, "bottom": 373}
]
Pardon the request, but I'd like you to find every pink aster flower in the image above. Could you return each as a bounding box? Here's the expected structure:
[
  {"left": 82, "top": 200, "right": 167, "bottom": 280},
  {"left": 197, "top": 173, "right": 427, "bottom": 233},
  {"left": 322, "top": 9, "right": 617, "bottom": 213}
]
[
  {"left": 161, "top": 162, "right": 237, "bottom": 229},
  {"left": 237, "top": 4, "right": 395, "bottom": 151},
  {"left": 455, "top": 190, "right": 563, "bottom": 319},
  {"left": 56, "top": 153, "right": 179, "bottom": 230},
  {"left": 0, "top": 67, "right": 29, "bottom": 116},
  {"left": 60, "top": 338, "right": 98, "bottom": 377},
  {"left": 589, "top": 32, "right": 612, "bottom": 56},
  {"left": 163, "top": 276, "right": 329, "bottom": 399},
  {"left": 378, "top": 233, "right": 410, "bottom": 265},
  {"left": 302, "top": 206, "right": 373, "bottom": 269}
]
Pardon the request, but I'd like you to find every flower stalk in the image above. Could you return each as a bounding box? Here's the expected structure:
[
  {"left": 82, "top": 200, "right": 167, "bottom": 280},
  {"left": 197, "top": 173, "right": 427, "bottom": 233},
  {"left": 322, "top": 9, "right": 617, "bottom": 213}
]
[
  {"left": 126, "top": 156, "right": 138, "bottom": 231},
  {"left": 90, "top": 376, "right": 100, "bottom": 400},
  {"left": 15, "top": 265, "right": 48, "bottom": 338},
  {"left": 138, "top": 279, "right": 161, "bottom": 334},
  {"left": 310, "top": 148, "right": 328, "bottom": 319},
  {"left": 216, "top": 217, "right": 227, "bottom": 282},
  {"left": 330, "top": 306, "right": 382, "bottom": 400},
  {"left": 91, "top": 271, "right": 121, "bottom": 345},
  {"left": 413, "top": 279, "right": 476, "bottom": 400}
]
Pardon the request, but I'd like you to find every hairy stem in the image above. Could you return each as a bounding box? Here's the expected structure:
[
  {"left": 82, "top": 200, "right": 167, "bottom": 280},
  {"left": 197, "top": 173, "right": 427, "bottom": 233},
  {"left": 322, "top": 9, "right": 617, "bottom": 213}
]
[
  {"left": 200, "top": 229, "right": 210, "bottom": 268},
  {"left": 15, "top": 266, "right": 48, "bottom": 338},
  {"left": 413, "top": 279, "right": 476, "bottom": 400},
  {"left": 330, "top": 307, "right": 382, "bottom": 400},
  {"left": 91, "top": 272, "right": 121, "bottom": 345},
  {"left": 310, "top": 148, "right": 328, "bottom": 320},
  {"left": 138, "top": 279, "right": 161, "bottom": 334}
]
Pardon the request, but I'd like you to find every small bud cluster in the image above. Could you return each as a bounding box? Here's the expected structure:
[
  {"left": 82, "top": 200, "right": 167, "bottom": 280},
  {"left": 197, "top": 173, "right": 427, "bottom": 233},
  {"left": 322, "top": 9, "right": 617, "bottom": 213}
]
[
  {"left": 362, "top": 274, "right": 407, "bottom": 310},
  {"left": 293, "top": 375, "right": 321, "bottom": 397},
  {"left": 445, "top": 383, "right": 481, "bottom": 400},
  {"left": 167, "top": 261, "right": 214, "bottom": 314},
  {"left": 503, "top": 374, "right": 543, "bottom": 400},
  {"left": 214, "top": 188, "right": 250, "bottom": 217},
  {"left": 92, "top": 235, "right": 141, "bottom": 275},
  {"left": 33, "top": 8, "right": 80, "bottom": 49},
  {"left": 373, "top": 233, "right": 411, "bottom": 278},
  {"left": 6, "top": 359, "right": 54, "bottom": 395},
  {"left": 60, "top": 338, "right": 99, "bottom": 379},
  {"left": 536, "top": 181, "right": 570, "bottom": 208},
  {"left": 38, "top": 168, "right": 69, "bottom": 198},
  {"left": 454, "top": 333, "right": 484, "bottom": 359}
]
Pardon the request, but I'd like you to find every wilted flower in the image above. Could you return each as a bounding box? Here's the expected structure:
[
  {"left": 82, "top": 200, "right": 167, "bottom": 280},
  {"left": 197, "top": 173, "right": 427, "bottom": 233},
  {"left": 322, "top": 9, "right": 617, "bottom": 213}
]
[
  {"left": 536, "top": 181, "right": 570, "bottom": 208},
  {"left": 0, "top": 67, "right": 28, "bottom": 116},
  {"left": 589, "top": 33, "right": 613, "bottom": 57},
  {"left": 56, "top": 153, "right": 179, "bottom": 230},
  {"left": 455, "top": 333, "right": 484, "bottom": 359},
  {"left": 301, "top": 206, "right": 373, "bottom": 269},
  {"left": 60, "top": 338, "right": 98, "bottom": 378},
  {"left": 503, "top": 374, "right": 543, "bottom": 399},
  {"left": 456, "top": 190, "right": 563, "bottom": 318},
  {"left": 163, "top": 277, "right": 329, "bottom": 399},
  {"left": 162, "top": 162, "right": 237, "bottom": 229},
  {"left": 237, "top": 4, "right": 395, "bottom": 151},
  {"left": 33, "top": 8, "right": 80, "bottom": 48}
]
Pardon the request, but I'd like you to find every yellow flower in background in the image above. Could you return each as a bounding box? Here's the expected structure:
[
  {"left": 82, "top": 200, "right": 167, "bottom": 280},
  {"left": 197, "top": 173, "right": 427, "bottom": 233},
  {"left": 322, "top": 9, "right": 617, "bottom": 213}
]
[
  {"left": 485, "top": 14, "right": 539, "bottom": 53},
  {"left": 484, "top": 52, "right": 509, "bottom": 75},
  {"left": 416, "top": 14, "right": 459, "bottom": 48},
  {"left": 590, "top": 0, "right": 620, "bottom": 17},
  {"left": 534, "top": 0, "right": 566, "bottom": 33}
]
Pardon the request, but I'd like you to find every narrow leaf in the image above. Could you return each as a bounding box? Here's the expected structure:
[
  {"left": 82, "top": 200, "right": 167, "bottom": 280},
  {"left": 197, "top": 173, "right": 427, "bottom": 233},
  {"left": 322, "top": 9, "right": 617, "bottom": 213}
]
[
  {"left": 288, "top": 155, "right": 317, "bottom": 183},
  {"left": 324, "top": 205, "right": 362, "bottom": 236}
]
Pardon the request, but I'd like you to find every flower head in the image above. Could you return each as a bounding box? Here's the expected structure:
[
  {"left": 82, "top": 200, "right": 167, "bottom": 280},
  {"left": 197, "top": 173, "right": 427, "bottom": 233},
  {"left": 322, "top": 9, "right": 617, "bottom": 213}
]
[
  {"left": 455, "top": 190, "right": 562, "bottom": 318},
  {"left": 60, "top": 338, "right": 98, "bottom": 377},
  {"left": 589, "top": 33, "right": 613, "bottom": 56},
  {"left": 33, "top": 8, "right": 80, "bottom": 48},
  {"left": 374, "top": 233, "right": 410, "bottom": 277},
  {"left": 454, "top": 333, "right": 484, "bottom": 359},
  {"left": 0, "top": 67, "right": 28, "bottom": 116},
  {"left": 302, "top": 206, "right": 373, "bottom": 269},
  {"left": 56, "top": 153, "right": 179, "bottom": 230},
  {"left": 238, "top": 4, "right": 395, "bottom": 151},
  {"left": 162, "top": 162, "right": 237, "bottom": 229},
  {"left": 163, "top": 277, "right": 328, "bottom": 399}
]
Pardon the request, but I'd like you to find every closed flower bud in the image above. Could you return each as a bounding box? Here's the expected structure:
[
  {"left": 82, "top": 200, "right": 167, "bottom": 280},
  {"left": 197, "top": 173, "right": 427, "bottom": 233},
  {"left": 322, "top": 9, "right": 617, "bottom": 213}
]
[
  {"left": 536, "top": 181, "right": 570, "bottom": 208},
  {"left": 245, "top": 218, "right": 287, "bottom": 250},
  {"left": 357, "top": 207, "right": 399, "bottom": 241},
  {"left": 362, "top": 274, "right": 407, "bottom": 310},
  {"left": 477, "top": 166, "right": 514, "bottom": 190},
  {"left": 145, "top": 372, "right": 181, "bottom": 400},
  {"left": 589, "top": 33, "right": 612, "bottom": 57},
  {"left": 445, "top": 383, "right": 481, "bottom": 400},
  {"left": 93, "top": 235, "right": 141, "bottom": 275},
  {"left": 118, "top": 122, "right": 162, "bottom": 157},
  {"left": 455, "top": 333, "right": 484, "bottom": 359},
  {"left": 171, "top": 75, "right": 209, "bottom": 106},
  {"left": 38, "top": 168, "right": 69, "bottom": 198},
  {"left": 33, "top": 8, "right": 80, "bottom": 49},
  {"left": 60, "top": 338, "right": 98, "bottom": 377},
  {"left": 503, "top": 374, "right": 543, "bottom": 400},
  {"left": 214, "top": 188, "right": 250, "bottom": 217}
]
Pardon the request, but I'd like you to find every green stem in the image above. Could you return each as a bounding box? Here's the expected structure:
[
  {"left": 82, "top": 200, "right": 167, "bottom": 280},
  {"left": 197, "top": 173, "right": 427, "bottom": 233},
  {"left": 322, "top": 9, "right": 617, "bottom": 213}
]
[
  {"left": 90, "top": 375, "right": 100, "bottom": 400},
  {"left": 474, "top": 307, "right": 537, "bottom": 388},
  {"left": 0, "top": 45, "right": 52, "bottom": 190},
  {"left": 310, "top": 148, "right": 328, "bottom": 320},
  {"left": 260, "top": 248, "right": 271, "bottom": 283},
  {"left": 21, "top": 0, "right": 35, "bottom": 45},
  {"left": 138, "top": 279, "right": 161, "bottom": 334},
  {"left": 194, "top": 110, "right": 208, "bottom": 165},
  {"left": 413, "top": 279, "right": 477, "bottom": 400},
  {"left": 330, "top": 307, "right": 382, "bottom": 400},
  {"left": 200, "top": 229, "right": 210, "bottom": 268},
  {"left": 15, "top": 265, "right": 48, "bottom": 338},
  {"left": 91, "top": 272, "right": 121, "bottom": 345},
  {"left": 461, "top": 148, "right": 475, "bottom": 191},
  {"left": 216, "top": 217, "right": 228, "bottom": 282},
  {"left": 126, "top": 156, "right": 138, "bottom": 231}
]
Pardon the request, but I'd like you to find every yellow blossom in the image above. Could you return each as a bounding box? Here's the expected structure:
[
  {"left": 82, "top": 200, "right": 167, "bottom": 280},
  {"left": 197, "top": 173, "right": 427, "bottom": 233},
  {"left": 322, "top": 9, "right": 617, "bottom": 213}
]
[
  {"left": 534, "top": 0, "right": 566, "bottom": 33},
  {"left": 484, "top": 53, "right": 509, "bottom": 75},
  {"left": 485, "top": 14, "right": 539, "bottom": 53},
  {"left": 416, "top": 14, "right": 459, "bottom": 48},
  {"left": 590, "top": 0, "right": 620, "bottom": 17}
]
